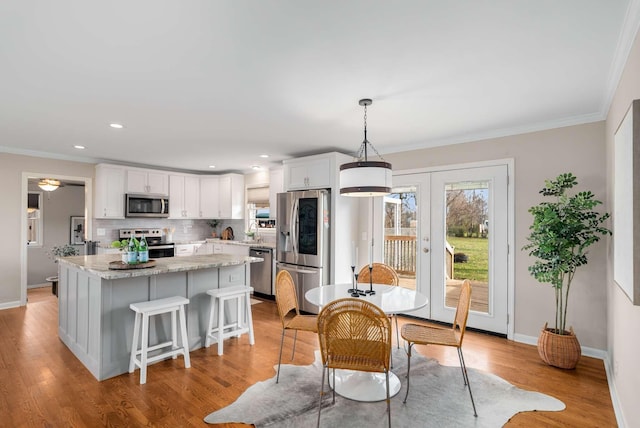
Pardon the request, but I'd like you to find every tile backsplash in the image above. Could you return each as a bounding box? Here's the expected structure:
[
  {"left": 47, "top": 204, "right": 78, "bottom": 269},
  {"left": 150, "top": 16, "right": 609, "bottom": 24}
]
[{"left": 92, "top": 218, "right": 245, "bottom": 245}]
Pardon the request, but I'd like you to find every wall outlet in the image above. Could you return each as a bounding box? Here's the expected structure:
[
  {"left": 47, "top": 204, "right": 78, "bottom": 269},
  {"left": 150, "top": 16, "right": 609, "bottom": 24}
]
[{"left": 97, "top": 228, "right": 106, "bottom": 236}]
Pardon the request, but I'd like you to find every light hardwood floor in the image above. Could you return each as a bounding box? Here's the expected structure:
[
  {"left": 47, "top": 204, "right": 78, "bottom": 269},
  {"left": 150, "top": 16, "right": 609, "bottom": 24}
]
[{"left": 0, "top": 287, "right": 616, "bottom": 427}]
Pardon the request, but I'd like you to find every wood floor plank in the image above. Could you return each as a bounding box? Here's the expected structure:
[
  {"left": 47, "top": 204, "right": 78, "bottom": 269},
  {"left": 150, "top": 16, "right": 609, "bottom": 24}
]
[{"left": 0, "top": 287, "right": 617, "bottom": 427}]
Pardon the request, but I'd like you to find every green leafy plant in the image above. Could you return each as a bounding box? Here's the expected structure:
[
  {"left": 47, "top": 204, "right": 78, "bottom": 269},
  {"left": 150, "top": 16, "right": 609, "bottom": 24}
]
[
  {"left": 111, "top": 239, "right": 130, "bottom": 251},
  {"left": 49, "top": 244, "right": 79, "bottom": 259},
  {"left": 522, "top": 173, "right": 611, "bottom": 335}
]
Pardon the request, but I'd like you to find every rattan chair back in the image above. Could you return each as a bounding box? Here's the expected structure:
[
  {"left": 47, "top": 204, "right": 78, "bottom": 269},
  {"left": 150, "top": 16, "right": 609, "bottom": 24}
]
[
  {"left": 357, "top": 263, "right": 399, "bottom": 286},
  {"left": 317, "top": 298, "right": 391, "bottom": 373},
  {"left": 453, "top": 279, "right": 472, "bottom": 345},
  {"left": 275, "top": 270, "right": 300, "bottom": 326}
]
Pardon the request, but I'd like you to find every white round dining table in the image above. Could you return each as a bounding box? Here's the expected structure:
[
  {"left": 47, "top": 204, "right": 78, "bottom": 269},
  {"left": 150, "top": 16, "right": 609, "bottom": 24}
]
[{"left": 305, "top": 283, "right": 428, "bottom": 402}]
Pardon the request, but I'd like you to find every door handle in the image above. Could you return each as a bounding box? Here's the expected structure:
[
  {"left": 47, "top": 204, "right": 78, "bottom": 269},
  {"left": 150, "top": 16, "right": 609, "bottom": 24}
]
[
  {"left": 277, "top": 262, "right": 318, "bottom": 275},
  {"left": 423, "top": 248, "right": 430, "bottom": 253}
]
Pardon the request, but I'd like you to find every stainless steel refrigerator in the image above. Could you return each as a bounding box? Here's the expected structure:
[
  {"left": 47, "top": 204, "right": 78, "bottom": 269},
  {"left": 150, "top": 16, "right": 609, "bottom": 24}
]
[{"left": 275, "top": 189, "right": 330, "bottom": 314}]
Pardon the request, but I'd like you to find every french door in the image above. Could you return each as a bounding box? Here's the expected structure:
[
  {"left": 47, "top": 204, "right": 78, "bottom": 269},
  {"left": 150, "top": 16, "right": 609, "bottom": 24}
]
[{"left": 381, "top": 164, "right": 510, "bottom": 334}]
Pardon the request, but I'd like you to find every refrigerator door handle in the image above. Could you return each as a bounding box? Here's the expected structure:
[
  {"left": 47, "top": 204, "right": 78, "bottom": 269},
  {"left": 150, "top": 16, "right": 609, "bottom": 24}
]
[
  {"left": 277, "top": 262, "right": 318, "bottom": 275},
  {"left": 291, "top": 197, "right": 299, "bottom": 256}
]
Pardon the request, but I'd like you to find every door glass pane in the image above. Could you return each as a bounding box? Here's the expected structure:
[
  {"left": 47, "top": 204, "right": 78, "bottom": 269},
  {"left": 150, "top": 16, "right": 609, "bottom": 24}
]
[
  {"left": 383, "top": 186, "right": 417, "bottom": 290},
  {"left": 298, "top": 197, "right": 318, "bottom": 255},
  {"left": 445, "top": 181, "right": 489, "bottom": 313}
]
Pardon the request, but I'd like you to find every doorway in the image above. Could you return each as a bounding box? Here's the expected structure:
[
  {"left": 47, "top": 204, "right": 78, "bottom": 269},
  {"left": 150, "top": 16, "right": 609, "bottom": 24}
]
[
  {"left": 20, "top": 172, "right": 93, "bottom": 306},
  {"left": 380, "top": 162, "right": 512, "bottom": 336}
]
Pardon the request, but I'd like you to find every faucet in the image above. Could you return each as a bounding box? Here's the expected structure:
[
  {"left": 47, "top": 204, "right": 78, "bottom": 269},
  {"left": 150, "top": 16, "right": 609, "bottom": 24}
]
[{"left": 247, "top": 221, "right": 259, "bottom": 242}]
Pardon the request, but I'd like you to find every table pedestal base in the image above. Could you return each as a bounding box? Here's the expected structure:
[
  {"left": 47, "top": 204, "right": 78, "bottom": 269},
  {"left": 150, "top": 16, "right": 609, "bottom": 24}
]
[{"left": 328, "top": 369, "right": 401, "bottom": 402}]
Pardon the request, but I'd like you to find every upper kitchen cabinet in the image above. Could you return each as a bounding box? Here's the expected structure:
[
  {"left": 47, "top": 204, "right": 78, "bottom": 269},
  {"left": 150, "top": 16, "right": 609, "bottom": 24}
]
[
  {"left": 169, "top": 174, "right": 200, "bottom": 219},
  {"left": 126, "top": 168, "right": 168, "bottom": 195},
  {"left": 200, "top": 174, "right": 244, "bottom": 219},
  {"left": 94, "top": 164, "right": 125, "bottom": 218},
  {"left": 269, "top": 168, "right": 284, "bottom": 218},
  {"left": 199, "top": 176, "right": 220, "bottom": 218},
  {"left": 283, "top": 153, "right": 346, "bottom": 190},
  {"left": 218, "top": 174, "right": 245, "bottom": 219}
]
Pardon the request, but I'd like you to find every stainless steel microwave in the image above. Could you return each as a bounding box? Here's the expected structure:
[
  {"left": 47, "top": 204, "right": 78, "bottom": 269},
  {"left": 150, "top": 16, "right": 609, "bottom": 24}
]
[{"left": 125, "top": 194, "right": 169, "bottom": 218}]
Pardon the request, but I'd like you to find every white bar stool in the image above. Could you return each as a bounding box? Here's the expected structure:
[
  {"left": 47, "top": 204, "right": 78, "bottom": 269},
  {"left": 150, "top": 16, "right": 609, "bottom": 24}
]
[
  {"left": 205, "top": 285, "right": 255, "bottom": 355},
  {"left": 129, "top": 296, "right": 191, "bottom": 384}
]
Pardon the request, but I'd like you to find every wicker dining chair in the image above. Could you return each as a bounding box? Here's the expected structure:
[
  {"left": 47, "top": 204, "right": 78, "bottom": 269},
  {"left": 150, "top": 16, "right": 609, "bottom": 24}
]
[
  {"left": 275, "top": 270, "right": 318, "bottom": 383},
  {"left": 358, "top": 263, "right": 401, "bottom": 348},
  {"left": 400, "top": 279, "right": 477, "bottom": 417},
  {"left": 316, "top": 298, "right": 392, "bottom": 428}
]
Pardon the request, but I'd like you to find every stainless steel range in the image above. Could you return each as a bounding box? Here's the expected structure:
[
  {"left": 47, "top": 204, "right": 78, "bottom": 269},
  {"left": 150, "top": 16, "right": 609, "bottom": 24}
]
[{"left": 119, "top": 228, "right": 175, "bottom": 258}]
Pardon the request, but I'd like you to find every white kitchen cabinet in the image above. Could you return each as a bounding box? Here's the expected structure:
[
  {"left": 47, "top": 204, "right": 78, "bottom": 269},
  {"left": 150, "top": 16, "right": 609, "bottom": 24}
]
[
  {"left": 218, "top": 174, "right": 245, "bottom": 219},
  {"left": 194, "top": 243, "right": 213, "bottom": 255},
  {"left": 283, "top": 154, "right": 333, "bottom": 190},
  {"left": 215, "top": 242, "right": 250, "bottom": 257},
  {"left": 126, "top": 168, "right": 168, "bottom": 195},
  {"left": 200, "top": 174, "right": 244, "bottom": 219},
  {"left": 169, "top": 174, "right": 200, "bottom": 218},
  {"left": 199, "top": 176, "right": 220, "bottom": 218},
  {"left": 175, "top": 244, "right": 195, "bottom": 257},
  {"left": 94, "top": 164, "right": 125, "bottom": 219},
  {"left": 269, "top": 168, "right": 283, "bottom": 218}
]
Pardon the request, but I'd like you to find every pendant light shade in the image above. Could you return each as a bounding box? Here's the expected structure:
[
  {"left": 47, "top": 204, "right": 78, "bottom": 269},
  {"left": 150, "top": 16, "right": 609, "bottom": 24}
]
[
  {"left": 339, "top": 99, "right": 392, "bottom": 197},
  {"left": 38, "top": 178, "right": 60, "bottom": 192}
]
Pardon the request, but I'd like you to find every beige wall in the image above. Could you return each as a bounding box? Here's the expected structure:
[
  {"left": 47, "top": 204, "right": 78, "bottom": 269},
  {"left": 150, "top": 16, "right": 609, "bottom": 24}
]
[
  {"left": 0, "top": 153, "right": 94, "bottom": 305},
  {"left": 385, "top": 120, "right": 608, "bottom": 349},
  {"left": 605, "top": 24, "right": 640, "bottom": 427}
]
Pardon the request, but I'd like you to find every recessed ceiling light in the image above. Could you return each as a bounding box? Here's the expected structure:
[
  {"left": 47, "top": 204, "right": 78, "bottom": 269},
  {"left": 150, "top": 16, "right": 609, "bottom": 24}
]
[
  {"left": 259, "top": 154, "right": 269, "bottom": 158},
  {"left": 208, "top": 165, "right": 216, "bottom": 169},
  {"left": 251, "top": 165, "right": 262, "bottom": 170},
  {"left": 109, "top": 123, "right": 123, "bottom": 129},
  {"left": 74, "top": 145, "right": 85, "bottom": 150}
]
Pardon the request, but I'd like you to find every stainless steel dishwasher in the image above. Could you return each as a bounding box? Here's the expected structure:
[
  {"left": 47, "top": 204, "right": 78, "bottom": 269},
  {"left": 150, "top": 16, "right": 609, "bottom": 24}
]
[{"left": 249, "top": 247, "right": 275, "bottom": 297}]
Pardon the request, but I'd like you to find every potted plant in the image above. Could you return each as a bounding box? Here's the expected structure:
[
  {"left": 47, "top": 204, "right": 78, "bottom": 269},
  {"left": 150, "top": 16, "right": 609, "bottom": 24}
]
[
  {"left": 206, "top": 219, "right": 220, "bottom": 238},
  {"left": 49, "top": 244, "right": 80, "bottom": 260},
  {"left": 111, "top": 239, "right": 136, "bottom": 263},
  {"left": 522, "top": 172, "right": 611, "bottom": 369}
]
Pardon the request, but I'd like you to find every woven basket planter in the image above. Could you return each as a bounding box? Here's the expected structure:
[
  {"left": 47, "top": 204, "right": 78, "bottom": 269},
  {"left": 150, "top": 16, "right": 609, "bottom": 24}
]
[{"left": 537, "top": 322, "right": 581, "bottom": 369}]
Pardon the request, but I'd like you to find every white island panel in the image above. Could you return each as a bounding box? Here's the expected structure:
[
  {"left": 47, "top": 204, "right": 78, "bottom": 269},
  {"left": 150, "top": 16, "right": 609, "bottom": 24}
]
[{"left": 57, "top": 254, "right": 261, "bottom": 381}]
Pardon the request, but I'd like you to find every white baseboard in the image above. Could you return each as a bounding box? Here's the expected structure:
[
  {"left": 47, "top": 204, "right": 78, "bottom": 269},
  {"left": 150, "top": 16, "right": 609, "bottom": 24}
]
[
  {"left": 27, "top": 283, "right": 50, "bottom": 289},
  {"left": 512, "top": 333, "right": 607, "bottom": 359},
  {"left": 0, "top": 300, "right": 22, "bottom": 310},
  {"left": 604, "top": 356, "right": 627, "bottom": 427}
]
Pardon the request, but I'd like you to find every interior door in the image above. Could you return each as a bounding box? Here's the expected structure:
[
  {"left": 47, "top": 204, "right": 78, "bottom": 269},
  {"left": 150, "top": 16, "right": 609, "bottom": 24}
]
[{"left": 384, "top": 164, "right": 509, "bottom": 334}]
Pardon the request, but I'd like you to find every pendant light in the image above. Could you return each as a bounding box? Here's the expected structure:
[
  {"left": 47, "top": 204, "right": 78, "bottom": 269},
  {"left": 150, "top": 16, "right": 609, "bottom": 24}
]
[
  {"left": 38, "top": 178, "right": 60, "bottom": 192},
  {"left": 339, "top": 99, "right": 392, "bottom": 197}
]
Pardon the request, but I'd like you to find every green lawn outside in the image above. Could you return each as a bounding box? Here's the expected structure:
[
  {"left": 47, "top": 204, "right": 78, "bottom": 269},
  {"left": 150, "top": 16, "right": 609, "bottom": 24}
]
[{"left": 447, "top": 236, "right": 489, "bottom": 282}]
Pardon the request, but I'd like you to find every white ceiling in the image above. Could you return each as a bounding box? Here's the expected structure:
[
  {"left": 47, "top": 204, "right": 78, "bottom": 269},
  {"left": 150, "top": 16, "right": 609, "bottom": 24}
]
[{"left": 1, "top": 1, "right": 638, "bottom": 174}]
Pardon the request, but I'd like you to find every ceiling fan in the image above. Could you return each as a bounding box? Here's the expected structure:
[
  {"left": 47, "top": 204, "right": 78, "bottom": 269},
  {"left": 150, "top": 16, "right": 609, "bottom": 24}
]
[{"left": 34, "top": 178, "right": 85, "bottom": 192}]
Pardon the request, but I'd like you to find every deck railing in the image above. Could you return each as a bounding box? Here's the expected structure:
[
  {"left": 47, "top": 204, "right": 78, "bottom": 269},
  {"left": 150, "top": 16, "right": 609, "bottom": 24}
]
[
  {"left": 383, "top": 235, "right": 416, "bottom": 275},
  {"left": 383, "top": 235, "right": 455, "bottom": 279}
]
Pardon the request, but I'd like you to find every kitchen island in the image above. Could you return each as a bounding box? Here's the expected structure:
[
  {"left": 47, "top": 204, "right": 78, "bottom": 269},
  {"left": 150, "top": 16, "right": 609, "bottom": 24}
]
[{"left": 57, "top": 253, "right": 262, "bottom": 381}]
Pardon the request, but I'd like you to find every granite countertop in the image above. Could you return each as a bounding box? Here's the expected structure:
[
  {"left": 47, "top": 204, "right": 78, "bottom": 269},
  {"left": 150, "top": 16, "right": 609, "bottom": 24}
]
[
  {"left": 58, "top": 253, "right": 263, "bottom": 280},
  {"left": 205, "top": 239, "right": 276, "bottom": 249}
]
